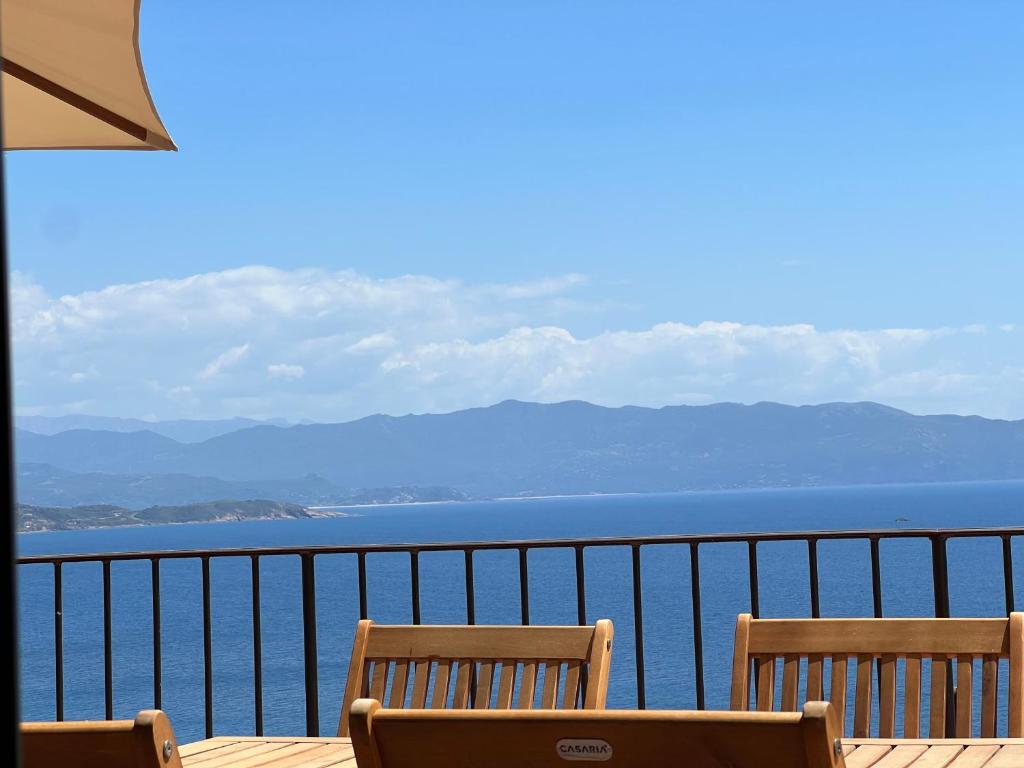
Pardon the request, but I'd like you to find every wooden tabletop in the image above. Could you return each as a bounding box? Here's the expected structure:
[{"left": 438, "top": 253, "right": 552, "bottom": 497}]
[
  {"left": 843, "top": 739, "right": 1024, "bottom": 768},
  {"left": 182, "top": 736, "right": 1024, "bottom": 768},
  {"left": 181, "top": 736, "right": 355, "bottom": 768}
]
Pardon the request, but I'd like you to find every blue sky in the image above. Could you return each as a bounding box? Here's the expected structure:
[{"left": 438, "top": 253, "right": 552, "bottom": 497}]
[{"left": 7, "top": 2, "right": 1024, "bottom": 421}]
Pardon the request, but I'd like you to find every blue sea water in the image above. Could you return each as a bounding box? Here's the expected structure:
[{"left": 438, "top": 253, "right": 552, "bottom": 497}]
[{"left": 15, "top": 481, "right": 1024, "bottom": 744}]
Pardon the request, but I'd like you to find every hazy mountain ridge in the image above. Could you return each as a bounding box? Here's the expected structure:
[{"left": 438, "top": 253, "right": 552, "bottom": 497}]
[
  {"left": 15, "top": 414, "right": 288, "bottom": 443},
  {"left": 14, "top": 400, "right": 1024, "bottom": 499}
]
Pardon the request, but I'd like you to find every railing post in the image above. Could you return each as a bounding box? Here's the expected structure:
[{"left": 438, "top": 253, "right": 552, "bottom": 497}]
[
  {"left": 150, "top": 558, "right": 161, "bottom": 711},
  {"left": 202, "top": 556, "right": 213, "bottom": 738},
  {"left": 1003, "top": 535, "right": 1015, "bottom": 615},
  {"left": 518, "top": 548, "right": 530, "bottom": 625},
  {"left": 930, "top": 535, "right": 954, "bottom": 734},
  {"left": 631, "top": 545, "right": 646, "bottom": 709},
  {"left": 747, "top": 541, "right": 760, "bottom": 702},
  {"left": 53, "top": 562, "right": 63, "bottom": 721},
  {"left": 357, "top": 552, "right": 368, "bottom": 620},
  {"left": 410, "top": 551, "right": 421, "bottom": 625},
  {"left": 689, "top": 543, "right": 705, "bottom": 710},
  {"left": 250, "top": 555, "right": 263, "bottom": 736},
  {"left": 301, "top": 553, "right": 319, "bottom": 737},
  {"left": 102, "top": 559, "right": 112, "bottom": 721},
  {"left": 807, "top": 539, "right": 820, "bottom": 618}
]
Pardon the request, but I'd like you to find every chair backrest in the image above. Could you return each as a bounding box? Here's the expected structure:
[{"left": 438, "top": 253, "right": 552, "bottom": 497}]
[
  {"left": 350, "top": 698, "right": 845, "bottom": 768},
  {"left": 730, "top": 613, "right": 1024, "bottom": 738},
  {"left": 21, "top": 710, "right": 182, "bottom": 768},
  {"left": 337, "top": 619, "right": 614, "bottom": 736}
]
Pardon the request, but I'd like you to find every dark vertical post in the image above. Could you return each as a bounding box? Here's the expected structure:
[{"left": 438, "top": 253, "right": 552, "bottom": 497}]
[
  {"left": 410, "top": 551, "right": 421, "bottom": 625},
  {"left": 201, "top": 556, "right": 213, "bottom": 738},
  {"left": 518, "top": 548, "right": 530, "bottom": 625},
  {"left": 0, "top": 128, "right": 20, "bottom": 767},
  {"left": 574, "top": 546, "right": 587, "bottom": 626},
  {"left": 357, "top": 553, "right": 368, "bottom": 620},
  {"left": 1003, "top": 535, "right": 1015, "bottom": 615},
  {"left": 575, "top": 546, "right": 589, "bottom": 704},
  {"left": 301, "top": 554, "right": 319, "bottom": 737},
  {"left": 869, "top": 538, "right": 883, "bottom": 617},
  {"left": 150, "top": 558, "right": 161, "bottom": 710},
  {"left": 464, "top": 550, "right": 475, "bottom": 625},
  {"left": 250, "top": 555, "right": 263, "bottom": 736},
  {"left": 631, "top": 545, "right": 646, "bottom": 709},
  {"left": 747, "top": 541, "right": 760, "bottom": 701},
  {"left": 930, "top": 536, "right": 954, "bottom": 734},
  {"left": 807, "top": 539, "right": 820, "bottom": 618},
  {"left": 689, "top": 543, "right": 705, "bottom": 710},
  {"left": 464, "top": 549, "right": 477, "bottom": 707},
  {"left": 102, "top": 560, "right": 113, "bottom": 720},
  {"left": 869, "top": 537, "right": 883, "bottom": 710},
  {"left": 53, "top": 562, "right": 63, "bottom": 721},
  {"left": 747, "top": 541, "right": 760, "bottom": 618}
]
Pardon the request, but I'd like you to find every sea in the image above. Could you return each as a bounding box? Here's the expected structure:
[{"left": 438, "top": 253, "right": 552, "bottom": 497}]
[{"left": 15, "top": 481, "right": 1024, "bottom": 744}]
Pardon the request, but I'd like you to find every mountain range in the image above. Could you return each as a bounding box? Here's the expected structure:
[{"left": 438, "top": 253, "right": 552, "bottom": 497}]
[{"left": 14, "top": 400, "right": 1024, "bottom": 506}]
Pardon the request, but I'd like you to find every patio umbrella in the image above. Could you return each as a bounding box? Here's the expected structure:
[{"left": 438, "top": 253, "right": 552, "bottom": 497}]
[
  {"left": 2, "top": 0, "right": 176, "bottom": 150},
  {"left": 1, "top": 1, "right": 176, "bottom": 763}
]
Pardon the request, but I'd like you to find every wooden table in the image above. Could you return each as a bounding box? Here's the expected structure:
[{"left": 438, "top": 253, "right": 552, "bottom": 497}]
[
  {"left": 182, "top": 736, "right": 1024, "bottom": 768},
  {"left": 844, "top": 739, "right": 1024, "bottom": 768},
  {"left": 181, "top": 736, "right": 355, "bottom": 768}
]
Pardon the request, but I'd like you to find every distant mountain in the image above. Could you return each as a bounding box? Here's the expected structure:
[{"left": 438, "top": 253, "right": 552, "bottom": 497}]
[
  {"left": 15, "top": 462, "right": 470, "bottom": 509},
  {"left": 16, "top": 499, "right": 333, "bottom": 533},
  {"left": 14, "top": 400, "right": 1024, "bottom": 497},
  {"left": 15, "top": 414, "right": 287, "bottom": 443}
]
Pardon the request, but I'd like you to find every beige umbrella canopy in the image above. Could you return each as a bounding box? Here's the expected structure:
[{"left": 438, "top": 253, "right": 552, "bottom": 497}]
[{"left": 1, "top": 0, "right": 175, "bottom": 150}]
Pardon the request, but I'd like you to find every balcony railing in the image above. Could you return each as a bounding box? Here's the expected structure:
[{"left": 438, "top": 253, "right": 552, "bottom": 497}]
[{"left": 15, "top": 526, "right": 1024, "bottom": 740}]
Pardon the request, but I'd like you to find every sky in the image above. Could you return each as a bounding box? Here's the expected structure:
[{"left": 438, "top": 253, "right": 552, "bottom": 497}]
[{"left": 6, "top": 1, "right": 1024, "bottom": 422}]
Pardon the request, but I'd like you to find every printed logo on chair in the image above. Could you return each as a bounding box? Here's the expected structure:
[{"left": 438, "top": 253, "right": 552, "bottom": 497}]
[{"left": 556, "top": 738, "right": 613, "bottom": 761}]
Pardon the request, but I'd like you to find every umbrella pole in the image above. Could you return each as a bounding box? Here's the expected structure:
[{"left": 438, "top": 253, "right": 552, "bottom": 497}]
[{"left": 0, "top": 109, "right": 22, "bottom": 765}]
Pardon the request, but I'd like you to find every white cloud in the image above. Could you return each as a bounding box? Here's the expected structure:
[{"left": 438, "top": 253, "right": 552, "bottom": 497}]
[
  {"left": 267, "top": 363, "right": 306, "bottom": 380},
  {"left": 197, "top": 343, "right": 251, "bottom": 381},
  {"left": 10, "top": 266, "right": 1024, "bottom": 421}
]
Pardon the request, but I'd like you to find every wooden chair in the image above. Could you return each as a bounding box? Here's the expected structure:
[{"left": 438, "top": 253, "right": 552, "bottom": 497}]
[
  {"left": 337, "top": 619, "right": 614, "bottom": 737},
  {"left": 730, "top": 613, "right": 1024, "bottom": 738},
  {"left": 21, "top": 710, "right": 182, "bottom": 768},
  {"left": 350, "top": 698, "right": 845, "bottom": 768}
]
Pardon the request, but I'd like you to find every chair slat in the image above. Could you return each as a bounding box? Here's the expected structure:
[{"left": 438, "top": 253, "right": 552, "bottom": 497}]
[
  {"left": 518, "top": 662, "right": 537, "bottom": 709},
  {"left": 388, "top": 661, "right": 410, "bottom": 708},
  {"left": 755, "top": 656, "right": 776, "bottom": 712},
  {"left": 904, "top": 655, "right": 922, "bottom": 738},
  {"left": 930, "top": 656, "right": 948, "bottom": 738},
  {"left": 879, "top": 654, "right": 897, "bottom": 738},
  {"left": 956, "top": 656, "right": 973, "bottom": 737},
  {"left": 981, "top": 655, "right": 998, "bottom": 738},
  {"left": 562, "top": 661, "right": 582, "bottom": 709},
  {"left": 540, "top": 662, "right": 561, "bottom": 709},
  {"left": 369, "top": 661, "right": 390, "bottom": 703},
  {"left": 853, "top": 653, "right": 872, "bottom": 738},
  {"left": 829, "top": 655, "right": 848, "bottom": 736},
  {"left": 474, "top": 661, "right": 495, "bottom": 709},
  {"left": 496, "top": 663, "right": 516, "bottom": 709},
  {"left": 410, "top": 659, "right": 430, "bottom": 708},
  {"left": 431, "top": 660, "right": 452, "bottom": 708},
  {"left": 452, "top": 660, "right": 472, "bottom": 708},
  {"left": 806, "top": 654, "right": 823, "bottom": 701},
  {"left": 781, "top": 655, "right": 800, "bottom": 711}
]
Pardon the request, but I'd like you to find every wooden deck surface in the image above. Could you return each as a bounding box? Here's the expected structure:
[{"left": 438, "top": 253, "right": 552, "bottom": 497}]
[{"left": 181, "top": 735, "right": 1024, "bottom": 767}]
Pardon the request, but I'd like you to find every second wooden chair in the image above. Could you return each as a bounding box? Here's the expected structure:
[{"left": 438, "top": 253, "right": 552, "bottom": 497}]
[
  {"left": 337, "top": 619, "right": 614, "bottom": 736},
  {"left": 730, "top": 612, "right": 1024, "bottom": 738}
]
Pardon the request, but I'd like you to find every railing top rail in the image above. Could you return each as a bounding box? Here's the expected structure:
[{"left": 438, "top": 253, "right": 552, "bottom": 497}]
[{"left": 15, "top": 525, "right": 1024, "bottom": 565}]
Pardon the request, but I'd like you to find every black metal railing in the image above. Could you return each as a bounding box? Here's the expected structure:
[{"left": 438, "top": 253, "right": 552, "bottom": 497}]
[{"left": 16, "top": 526, "right": 1024, "bottom": 738}]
